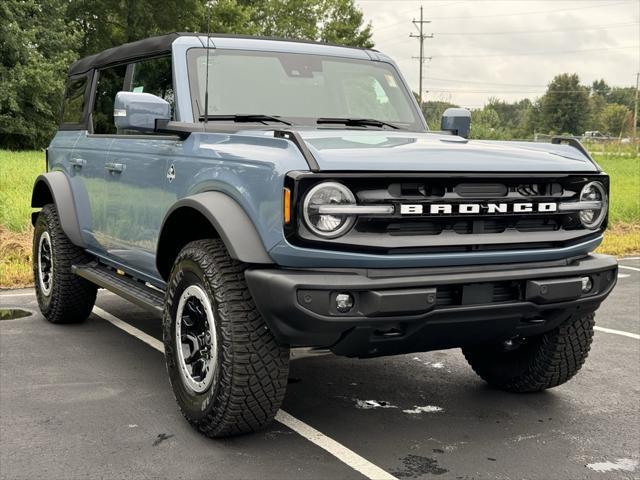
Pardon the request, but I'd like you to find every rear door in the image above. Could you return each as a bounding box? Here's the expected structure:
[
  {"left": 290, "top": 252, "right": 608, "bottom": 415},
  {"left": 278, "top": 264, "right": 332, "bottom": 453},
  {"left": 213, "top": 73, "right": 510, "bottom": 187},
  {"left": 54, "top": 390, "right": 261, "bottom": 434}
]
[{"left": 69, "top": 65, "right": 127, "bottom": 254}]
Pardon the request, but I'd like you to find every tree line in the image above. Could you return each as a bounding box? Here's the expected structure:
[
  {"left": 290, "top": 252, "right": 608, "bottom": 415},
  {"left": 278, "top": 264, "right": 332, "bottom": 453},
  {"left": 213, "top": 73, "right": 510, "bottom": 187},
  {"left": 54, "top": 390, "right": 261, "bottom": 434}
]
[
  {"left": 1, "top": 1, "right": 636, "bottom": 149},
  {"left": 423, "top": 74, "right": 637, "bottom": 140}
]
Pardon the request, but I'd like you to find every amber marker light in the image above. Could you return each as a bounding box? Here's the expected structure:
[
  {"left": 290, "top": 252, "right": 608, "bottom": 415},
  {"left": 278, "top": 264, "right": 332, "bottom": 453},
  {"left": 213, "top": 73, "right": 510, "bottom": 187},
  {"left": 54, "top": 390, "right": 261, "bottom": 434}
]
[{"left": 283, "top": 187, "right": 292, "bottom": 224}]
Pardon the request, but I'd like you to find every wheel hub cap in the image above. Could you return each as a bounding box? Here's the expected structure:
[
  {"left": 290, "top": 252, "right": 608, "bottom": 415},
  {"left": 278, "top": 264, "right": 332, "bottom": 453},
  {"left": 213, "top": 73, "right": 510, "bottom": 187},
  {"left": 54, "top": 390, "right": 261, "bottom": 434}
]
[
  {"left": 175, "top": 285, "right": 217, "bottom": 393},
  {"left": 38, "top": 232, "right": 53, "bottom": 296}
]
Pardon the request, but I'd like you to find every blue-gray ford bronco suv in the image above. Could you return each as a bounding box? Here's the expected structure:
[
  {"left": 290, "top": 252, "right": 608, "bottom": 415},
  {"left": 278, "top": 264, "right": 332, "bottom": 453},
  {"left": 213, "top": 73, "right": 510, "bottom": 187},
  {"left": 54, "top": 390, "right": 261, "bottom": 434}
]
[{"left": 32, "top": 33, "right": 618, "bottom": 437}]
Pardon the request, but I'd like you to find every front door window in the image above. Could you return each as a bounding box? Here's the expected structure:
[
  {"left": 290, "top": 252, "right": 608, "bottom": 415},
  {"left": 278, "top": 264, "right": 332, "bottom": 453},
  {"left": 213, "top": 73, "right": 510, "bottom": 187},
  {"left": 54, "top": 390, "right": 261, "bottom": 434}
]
[{"left": 93, "top": 65, "right": 126, "bottom": 134}]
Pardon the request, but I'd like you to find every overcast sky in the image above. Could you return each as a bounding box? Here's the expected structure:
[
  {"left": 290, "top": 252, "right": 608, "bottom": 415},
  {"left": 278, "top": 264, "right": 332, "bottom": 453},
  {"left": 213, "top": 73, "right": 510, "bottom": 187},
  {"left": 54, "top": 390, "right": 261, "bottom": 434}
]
[{"left": 356, "top": 0, "right": 640, "bottom": 107}]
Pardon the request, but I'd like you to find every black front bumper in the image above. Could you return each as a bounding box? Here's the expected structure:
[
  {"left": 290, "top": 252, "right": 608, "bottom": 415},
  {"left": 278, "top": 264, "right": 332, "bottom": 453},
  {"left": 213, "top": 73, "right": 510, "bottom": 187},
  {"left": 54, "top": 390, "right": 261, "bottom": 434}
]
[{"left": 245, "top": 254, "right": 618, "bottom": 358}]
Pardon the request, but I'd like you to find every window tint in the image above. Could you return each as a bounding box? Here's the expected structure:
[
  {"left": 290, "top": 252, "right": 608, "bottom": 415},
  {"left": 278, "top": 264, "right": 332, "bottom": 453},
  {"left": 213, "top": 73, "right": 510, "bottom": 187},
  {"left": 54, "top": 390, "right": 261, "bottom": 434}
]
[
  {"left": 62, "top": 77, "right": 88, "bottom": 124},
  {"left": 93, "top": 65, "right": 126, "bottom": 134},
  {"left": 129, "top": 56, "right": 174, "bottom": 115}
]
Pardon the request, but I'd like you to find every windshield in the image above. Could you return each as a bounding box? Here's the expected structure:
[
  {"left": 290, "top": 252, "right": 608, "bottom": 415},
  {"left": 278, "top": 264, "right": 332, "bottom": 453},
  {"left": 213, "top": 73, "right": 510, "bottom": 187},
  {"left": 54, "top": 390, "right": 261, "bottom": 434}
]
[{"left": 186, "top": 48, "right": 424, "bottom": 131}]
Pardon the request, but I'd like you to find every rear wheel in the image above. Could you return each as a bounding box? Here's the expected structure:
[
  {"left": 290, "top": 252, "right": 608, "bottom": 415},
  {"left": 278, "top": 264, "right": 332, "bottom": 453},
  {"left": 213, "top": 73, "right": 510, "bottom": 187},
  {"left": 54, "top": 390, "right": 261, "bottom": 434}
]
[
  {"left": 463, "top": 312, "right": 596, "bottom": 392},
  {"left": 33, "top": 204, "right": 97, "bottom": 324},
  {"left": 163, "top": 239, "right": 290, "bottom": 437}
]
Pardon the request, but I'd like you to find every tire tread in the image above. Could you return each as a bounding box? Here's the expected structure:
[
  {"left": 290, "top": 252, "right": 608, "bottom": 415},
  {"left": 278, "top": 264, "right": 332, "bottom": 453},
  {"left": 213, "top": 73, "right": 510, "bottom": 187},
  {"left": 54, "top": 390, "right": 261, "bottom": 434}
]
[
  {"left": 33, "top": 204, "right": 96, "bottom": 324},
  {"left": 163, "top": 239, "right": 289, "bottom": 437},
  {"left": 463, "top": 313, "right": 595, "bottom": 392}
]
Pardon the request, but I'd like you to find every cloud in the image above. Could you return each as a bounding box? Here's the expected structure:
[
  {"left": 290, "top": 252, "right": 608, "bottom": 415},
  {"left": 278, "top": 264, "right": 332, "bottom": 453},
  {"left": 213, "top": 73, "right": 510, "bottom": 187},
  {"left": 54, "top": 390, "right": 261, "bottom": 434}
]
[{"left": 357, "top": 0, "right": 640, "bottom": 107}]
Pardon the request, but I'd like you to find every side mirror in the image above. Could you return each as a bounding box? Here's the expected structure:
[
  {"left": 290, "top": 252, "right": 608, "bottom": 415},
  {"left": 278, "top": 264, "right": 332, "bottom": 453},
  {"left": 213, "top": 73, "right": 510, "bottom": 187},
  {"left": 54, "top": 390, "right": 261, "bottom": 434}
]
[
  {"left": 114, "top": 91, "right": 171, "bottom": 132},
  {"left": 441, "top": 108, "right": 471, "bottom": 139}
]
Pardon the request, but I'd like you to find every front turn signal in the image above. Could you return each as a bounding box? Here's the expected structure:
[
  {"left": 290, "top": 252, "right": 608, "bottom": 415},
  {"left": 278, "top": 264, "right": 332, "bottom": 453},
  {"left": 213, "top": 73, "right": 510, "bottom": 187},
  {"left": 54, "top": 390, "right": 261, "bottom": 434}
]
[{"left": 283, "top": 187, "right": 291, "bottom": 225}]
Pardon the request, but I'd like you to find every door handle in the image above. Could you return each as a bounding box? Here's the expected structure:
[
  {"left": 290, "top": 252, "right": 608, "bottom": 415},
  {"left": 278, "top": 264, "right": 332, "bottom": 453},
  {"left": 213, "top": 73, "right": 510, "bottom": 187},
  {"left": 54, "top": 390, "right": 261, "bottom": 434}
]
[
  {"left": 70, "top": 158, "right": 86, "bottom": 168},
  {"left": 105, "top": 162, "right": 125, "bottom": 173}
]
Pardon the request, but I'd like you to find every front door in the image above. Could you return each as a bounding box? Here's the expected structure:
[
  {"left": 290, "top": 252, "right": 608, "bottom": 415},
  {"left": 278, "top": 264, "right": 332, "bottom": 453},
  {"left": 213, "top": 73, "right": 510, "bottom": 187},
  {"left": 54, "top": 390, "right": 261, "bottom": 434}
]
[{"left": 100, "top": 56, "right": 178, "bottom": 281}]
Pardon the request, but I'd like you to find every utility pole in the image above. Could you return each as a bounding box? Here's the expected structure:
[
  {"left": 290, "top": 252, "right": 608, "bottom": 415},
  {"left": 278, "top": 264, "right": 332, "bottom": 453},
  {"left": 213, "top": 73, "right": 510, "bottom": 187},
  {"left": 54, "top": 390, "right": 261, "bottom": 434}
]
[
  {"left": 410, "top": 5, "right": 433, "bottom": 107},
  {"left": 633, "top": 72, "right": 639, "bottom": 150}
]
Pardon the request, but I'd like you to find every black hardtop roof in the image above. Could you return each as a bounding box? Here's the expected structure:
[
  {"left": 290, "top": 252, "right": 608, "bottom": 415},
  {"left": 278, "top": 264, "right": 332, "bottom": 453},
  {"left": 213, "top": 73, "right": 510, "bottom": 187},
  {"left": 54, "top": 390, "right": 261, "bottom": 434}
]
[{"left": 68, "top": 32, "right": 375, "bottom": 76}]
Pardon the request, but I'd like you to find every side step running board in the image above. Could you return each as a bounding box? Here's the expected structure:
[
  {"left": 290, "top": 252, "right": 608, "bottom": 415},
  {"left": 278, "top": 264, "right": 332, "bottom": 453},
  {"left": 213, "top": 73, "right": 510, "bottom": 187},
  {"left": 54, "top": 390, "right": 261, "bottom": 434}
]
[{"left": 72, "top": 263, "right": 164, "bottom": 314}]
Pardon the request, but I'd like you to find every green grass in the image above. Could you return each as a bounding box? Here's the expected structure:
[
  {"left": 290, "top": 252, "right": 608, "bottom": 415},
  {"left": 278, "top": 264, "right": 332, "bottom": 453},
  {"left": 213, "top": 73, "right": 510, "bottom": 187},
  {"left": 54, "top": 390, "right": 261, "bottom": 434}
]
[
  {"left": 583, "top": 141, "right": 639, "bottom": 157},
  {"left": 0, "top": 148, "right": 638, "bottom": 287},
  {"left": 0, "top": 150, "right": 46, "bottom": 287},
  {"left": 0, "top": 150, "right": 46, "bottom": 232},
  {"left": 593, "top": 155, "right": 640, "bottom": 224}
]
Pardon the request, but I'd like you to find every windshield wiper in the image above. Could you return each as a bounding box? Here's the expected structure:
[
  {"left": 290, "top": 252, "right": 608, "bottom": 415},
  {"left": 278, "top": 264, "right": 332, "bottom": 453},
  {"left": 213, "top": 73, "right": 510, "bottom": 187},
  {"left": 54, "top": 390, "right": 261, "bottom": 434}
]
[
  {"left": 199, "top": 114, "right": 292, "bottom": 125},
  {"left": 316, "top": 117, "right": 400, "bottom": 129}
]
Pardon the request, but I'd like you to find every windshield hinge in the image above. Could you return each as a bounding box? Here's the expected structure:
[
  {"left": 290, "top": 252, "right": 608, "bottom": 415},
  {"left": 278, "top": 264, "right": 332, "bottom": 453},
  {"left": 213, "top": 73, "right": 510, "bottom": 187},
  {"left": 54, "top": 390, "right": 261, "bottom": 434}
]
[{"left": 274, "top": 130, "right": 320, "bottom": 172}]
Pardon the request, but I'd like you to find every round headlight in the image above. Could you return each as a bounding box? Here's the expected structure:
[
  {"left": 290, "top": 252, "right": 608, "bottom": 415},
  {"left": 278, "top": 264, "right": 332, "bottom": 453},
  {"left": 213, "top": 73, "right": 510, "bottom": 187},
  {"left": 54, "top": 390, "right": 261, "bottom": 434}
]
[
  {"left": 579, "top": 181, "right": 607, "bottom": 230},
  {"left": 303, "top": 182, "right": 356, "bottom": 238}
]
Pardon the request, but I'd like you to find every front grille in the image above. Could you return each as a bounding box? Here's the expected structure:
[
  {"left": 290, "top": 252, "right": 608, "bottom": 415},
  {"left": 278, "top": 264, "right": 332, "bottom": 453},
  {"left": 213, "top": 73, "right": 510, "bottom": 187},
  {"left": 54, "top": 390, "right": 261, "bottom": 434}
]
[
  {"left": 455, "top": 183, "right": 508, "bottom": 197},
  {"left": 369, "top": 217, "right": 562, "bottom": 236},
  {"left": 287, "top": 173, "right": 608, "bottom": 254}
]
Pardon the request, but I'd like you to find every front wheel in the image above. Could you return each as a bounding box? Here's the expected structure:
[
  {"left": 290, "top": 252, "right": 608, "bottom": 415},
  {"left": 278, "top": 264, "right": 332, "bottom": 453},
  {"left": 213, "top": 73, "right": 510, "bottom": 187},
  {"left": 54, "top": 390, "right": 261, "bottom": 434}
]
[
  {"left": 463, "top": 312, "right": 596, "bottom": 392},
  {"left": 163, "top": 239, "right": 290, "bottom": 438}
]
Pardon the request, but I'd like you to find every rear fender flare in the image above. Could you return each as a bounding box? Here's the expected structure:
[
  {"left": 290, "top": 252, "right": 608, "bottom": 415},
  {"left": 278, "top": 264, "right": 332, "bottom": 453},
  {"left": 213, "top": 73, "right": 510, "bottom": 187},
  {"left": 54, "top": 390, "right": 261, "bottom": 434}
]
[{"left": 31, "top": 172, "right": 85, "bottom": 247}]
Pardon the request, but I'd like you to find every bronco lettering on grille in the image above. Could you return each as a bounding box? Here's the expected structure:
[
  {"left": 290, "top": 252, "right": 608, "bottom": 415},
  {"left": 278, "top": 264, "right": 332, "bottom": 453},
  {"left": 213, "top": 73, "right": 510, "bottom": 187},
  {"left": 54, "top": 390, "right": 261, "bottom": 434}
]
[{"left": 400, "top": 202, "right": 558, "bottom": 215}]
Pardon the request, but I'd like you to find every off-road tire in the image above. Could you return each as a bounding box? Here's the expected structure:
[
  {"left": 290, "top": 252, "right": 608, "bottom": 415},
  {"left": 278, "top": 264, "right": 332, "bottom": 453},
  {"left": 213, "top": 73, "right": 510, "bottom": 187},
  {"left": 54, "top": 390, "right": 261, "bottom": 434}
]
[
  {"left": 33, "top": 204, "right": 97, "bottom": 323},
  {"left": 463, "top": 312, "right": 596, "bottom": 392},
  {"left": 163, "top": 239, "right": 290, "bottom": 438}
]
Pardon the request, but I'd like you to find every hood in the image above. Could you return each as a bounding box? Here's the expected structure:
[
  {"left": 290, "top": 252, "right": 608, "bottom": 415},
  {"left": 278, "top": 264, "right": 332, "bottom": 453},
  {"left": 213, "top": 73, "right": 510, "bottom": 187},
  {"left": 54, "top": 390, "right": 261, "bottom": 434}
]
[{"left": 293, "top": 130, "right": 598, "bottom": 173}]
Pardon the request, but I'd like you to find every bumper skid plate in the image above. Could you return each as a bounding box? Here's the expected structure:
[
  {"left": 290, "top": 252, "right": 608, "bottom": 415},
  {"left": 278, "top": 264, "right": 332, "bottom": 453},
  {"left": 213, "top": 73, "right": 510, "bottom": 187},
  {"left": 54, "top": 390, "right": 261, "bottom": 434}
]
[{"left": 245, "top": 254, "right": 617, "bottom": 358}]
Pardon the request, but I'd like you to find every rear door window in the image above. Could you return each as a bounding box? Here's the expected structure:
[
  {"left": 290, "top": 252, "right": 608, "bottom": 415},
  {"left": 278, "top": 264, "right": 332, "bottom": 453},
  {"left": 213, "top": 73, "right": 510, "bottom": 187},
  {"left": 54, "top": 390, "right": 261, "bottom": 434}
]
[{"left": 61, "top": 77, "right": 88, "bottom": 125}]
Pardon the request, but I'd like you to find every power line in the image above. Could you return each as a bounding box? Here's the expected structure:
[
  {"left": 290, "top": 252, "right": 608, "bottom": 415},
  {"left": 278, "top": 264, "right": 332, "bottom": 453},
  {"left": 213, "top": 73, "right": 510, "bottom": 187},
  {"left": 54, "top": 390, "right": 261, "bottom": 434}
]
[
  {"left": 371, "top": 1, "right": 470, "bottom": 32},
  {"left": 428, "top": 100, "right": 614, "bottom": 109},
  {"left": 432, "top": 21, "right": 638, "bottom": 36},
  {"left": 410, "top": 5, "right": 433, "bottom": 105},
  {"left": 423, "top": 76, "right": 547, "bottom": 87},
  {"left": 428, "top": 0, "right": 633, "bottom": 21},
  {"left": 371, "top": 0, "right": 635, "bottom": 38},
  {"left": 430, "top": 44, "right": 639, "bottom": 58},
  {"left": 426, "top": 89, "right": 592, "bottom": 94},
  {"left": 377, "top": 19, "right": 637, "bottom": 48}
]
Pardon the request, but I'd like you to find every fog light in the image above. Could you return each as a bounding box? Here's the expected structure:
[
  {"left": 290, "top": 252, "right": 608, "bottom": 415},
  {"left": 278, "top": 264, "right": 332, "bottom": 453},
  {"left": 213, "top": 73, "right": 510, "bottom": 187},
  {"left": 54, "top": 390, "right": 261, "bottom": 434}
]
[
  {"left": 335, "top": 293, "right": 354, "bottom": 313},
  {"left": 581, "top": 276, "right": 593, "bottom": 293}
]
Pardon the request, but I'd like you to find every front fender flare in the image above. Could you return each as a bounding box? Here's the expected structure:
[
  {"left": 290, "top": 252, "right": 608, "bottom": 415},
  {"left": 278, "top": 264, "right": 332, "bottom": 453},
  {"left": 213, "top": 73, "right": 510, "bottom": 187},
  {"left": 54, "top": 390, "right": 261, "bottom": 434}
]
[
  {"left": 157, "top": 192, "right": 273, "bottom": 274},
  {"left": 31, "top": 172, "right": 85, "bottom": 247}
]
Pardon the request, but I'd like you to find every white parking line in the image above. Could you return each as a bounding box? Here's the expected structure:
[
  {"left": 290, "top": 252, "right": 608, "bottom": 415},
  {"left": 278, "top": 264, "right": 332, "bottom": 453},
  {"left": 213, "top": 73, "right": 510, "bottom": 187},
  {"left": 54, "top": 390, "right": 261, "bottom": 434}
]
[
  {"left": 594, "top": 326, "right": 640, "bottom": 340},
  {"left": 275, "top": 411, "right": 397, "bottom": 480},
  {"left": 619, "top": 265, "right": 640, "bottom": 273},
  {"left": 92, "top": 306, "right": 397, "bottom": 480},
  {"left": 0, "top": 290, "right": 117, "bottom": 298},
  {"left": 93, "top": 307, "right": 165, "bottom": 352}
]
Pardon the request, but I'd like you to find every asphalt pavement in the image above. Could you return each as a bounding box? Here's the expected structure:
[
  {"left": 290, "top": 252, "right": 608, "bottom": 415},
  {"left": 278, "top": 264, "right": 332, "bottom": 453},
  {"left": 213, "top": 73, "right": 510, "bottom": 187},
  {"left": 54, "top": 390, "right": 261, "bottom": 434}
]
[{"left": 1, "top": 258, "right": 638, "bottom": 480}]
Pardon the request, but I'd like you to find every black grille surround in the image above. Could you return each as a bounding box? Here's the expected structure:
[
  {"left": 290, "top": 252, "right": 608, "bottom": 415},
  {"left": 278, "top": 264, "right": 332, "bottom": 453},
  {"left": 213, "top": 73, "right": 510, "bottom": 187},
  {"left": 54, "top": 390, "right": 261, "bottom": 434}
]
[{"left": 284, "top": 172, "right": 609, "bottom": 255}]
